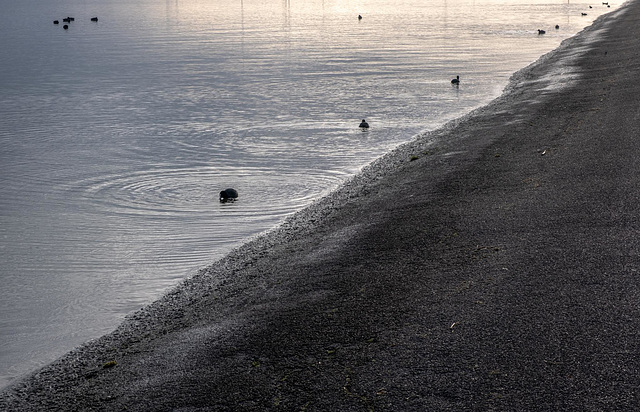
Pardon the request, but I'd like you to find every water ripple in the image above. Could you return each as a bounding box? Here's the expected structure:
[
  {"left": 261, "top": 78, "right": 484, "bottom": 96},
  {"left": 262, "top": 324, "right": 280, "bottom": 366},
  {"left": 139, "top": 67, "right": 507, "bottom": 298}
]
[{"left": 70, "top": 165, "right": 349, "bottom": 218}]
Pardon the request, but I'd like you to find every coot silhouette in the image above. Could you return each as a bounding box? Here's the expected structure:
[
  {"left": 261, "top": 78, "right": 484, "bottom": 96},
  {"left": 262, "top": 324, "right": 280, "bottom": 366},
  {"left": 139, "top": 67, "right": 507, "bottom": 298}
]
[
  {"left": 451, "top": 75, "right": 460, "bottom": 85},
  {"left": 359, "top": 119, "right": 369, "bottom": 128},
  {"left": 91, "top": 17, "right": 98, "bottom": 22},
  {"left": 538, "top": 29, "right": 546, "bottom": 34},
  {"left": 219, "top": 188, "right": 238, "bottom": 202},
  {"left": 53, "top": 20, "right": 59, "bottom": 24},
  {"left": 358, "top": 14, "right": 362, "bottom": 20}
]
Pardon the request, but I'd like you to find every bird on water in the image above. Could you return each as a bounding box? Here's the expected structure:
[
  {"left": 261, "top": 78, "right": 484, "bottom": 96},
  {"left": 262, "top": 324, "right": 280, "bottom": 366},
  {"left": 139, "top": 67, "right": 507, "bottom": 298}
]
[
  {"left": 451, "top": 75, "right": 460, "bottom": 85},
  {"left": 359, "top": 119, "right": 369, "bottom": 128},
  {"left": 219, "top": 188, "right": 238, "bottom": 202}
]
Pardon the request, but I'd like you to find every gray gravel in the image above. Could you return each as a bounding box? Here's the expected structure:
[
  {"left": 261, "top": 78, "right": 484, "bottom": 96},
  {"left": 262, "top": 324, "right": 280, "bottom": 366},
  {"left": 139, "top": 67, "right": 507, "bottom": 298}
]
[{"left": 3, "top": 1, "right": 640, "bottom": 410}]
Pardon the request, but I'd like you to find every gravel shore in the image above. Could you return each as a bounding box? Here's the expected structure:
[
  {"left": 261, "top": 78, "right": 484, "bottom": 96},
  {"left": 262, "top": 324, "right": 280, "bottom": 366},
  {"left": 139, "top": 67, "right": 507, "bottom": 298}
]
[{"left": 3, "top": 1, "right": 640, "bottom": 410}]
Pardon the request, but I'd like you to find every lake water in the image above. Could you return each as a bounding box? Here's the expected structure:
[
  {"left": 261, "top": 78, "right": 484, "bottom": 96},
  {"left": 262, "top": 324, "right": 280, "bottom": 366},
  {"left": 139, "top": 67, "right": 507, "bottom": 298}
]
[{"left": 0, "top": 0, "right": 619, "bottom": 389}]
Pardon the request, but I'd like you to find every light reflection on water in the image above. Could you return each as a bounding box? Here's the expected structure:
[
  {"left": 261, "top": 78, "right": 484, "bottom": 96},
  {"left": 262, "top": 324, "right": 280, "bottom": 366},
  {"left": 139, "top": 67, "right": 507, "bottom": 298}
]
[{"left": 0, "top": 0, "right": 618, "bottom": 388}]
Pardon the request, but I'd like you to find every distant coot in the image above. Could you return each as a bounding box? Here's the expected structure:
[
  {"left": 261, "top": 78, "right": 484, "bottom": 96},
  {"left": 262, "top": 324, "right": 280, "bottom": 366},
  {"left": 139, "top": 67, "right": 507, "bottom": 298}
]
[
  {"left": 538, "top": 29, "right": 546, "bottom": 34},
  {"left": 91, "top": 17, "right": 98, "bottom": 22},
  {"left": 359, "top": 119, "right": 369, "bottom": 128},
  {"left": 555, "top": 25, "right": 560, "bottom": 29},
  {"left": 219, "top": 188, "right": 238, "bottom": 202},
  {"left": 53, "top": 20, "right": 59, "bottom": 24},
  {"left": 63, "top": 24, "right": 68, "bottom": 29},
  {"left": 358, "top": 14, "right": 363, "bottom": 20},
  {"left": 451, "top": 75, "right": 460, "bottom": 85}
]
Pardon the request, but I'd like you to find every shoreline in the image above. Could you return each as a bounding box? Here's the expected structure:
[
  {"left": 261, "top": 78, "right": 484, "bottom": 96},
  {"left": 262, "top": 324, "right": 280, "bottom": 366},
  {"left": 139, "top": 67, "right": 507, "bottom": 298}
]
[
  {"left": 1, "top": 3, "right": 613, "bottom": 393},
  {"left": 3, "top": 1, "right": 640, "bottom": 409}
]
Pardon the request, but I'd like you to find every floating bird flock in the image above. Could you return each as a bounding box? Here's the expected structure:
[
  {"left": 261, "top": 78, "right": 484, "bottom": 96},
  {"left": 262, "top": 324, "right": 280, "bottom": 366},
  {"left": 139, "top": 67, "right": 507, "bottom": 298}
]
[{"left": 53, "top": 16, "right": 99, "bottom": 27}]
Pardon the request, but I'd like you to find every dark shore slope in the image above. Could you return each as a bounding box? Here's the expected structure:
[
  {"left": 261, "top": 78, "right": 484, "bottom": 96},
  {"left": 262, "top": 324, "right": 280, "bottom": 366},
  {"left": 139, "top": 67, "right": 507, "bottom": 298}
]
[{"left": 3, "top": 2, "right": 640, "bottom": 410}]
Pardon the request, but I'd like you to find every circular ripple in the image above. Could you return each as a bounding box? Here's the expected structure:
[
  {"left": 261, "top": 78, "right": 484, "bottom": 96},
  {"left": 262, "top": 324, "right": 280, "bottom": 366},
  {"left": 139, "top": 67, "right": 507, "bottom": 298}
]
[{"left": 71, "top": 165, "right": 349, "bottom": 219}]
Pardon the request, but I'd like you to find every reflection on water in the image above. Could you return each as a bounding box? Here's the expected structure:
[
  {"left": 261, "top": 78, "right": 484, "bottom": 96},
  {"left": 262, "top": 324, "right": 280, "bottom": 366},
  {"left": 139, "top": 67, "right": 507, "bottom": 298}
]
[{"left": 0, "top": 0, "right": 619, "bottom": 389}]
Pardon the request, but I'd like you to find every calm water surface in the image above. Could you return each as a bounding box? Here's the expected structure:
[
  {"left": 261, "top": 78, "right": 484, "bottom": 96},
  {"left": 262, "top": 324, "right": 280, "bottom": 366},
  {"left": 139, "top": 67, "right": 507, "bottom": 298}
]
[{"left": 0, "top": 0, "right": 619, "bottom": 388}]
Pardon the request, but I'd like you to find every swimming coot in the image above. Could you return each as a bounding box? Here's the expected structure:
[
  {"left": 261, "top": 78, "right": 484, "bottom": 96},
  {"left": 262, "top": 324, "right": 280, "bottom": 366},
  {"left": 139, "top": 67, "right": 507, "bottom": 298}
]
[
  {"left": 219, "top": 188, "right": 238, "bottom": 202},
  {"left": 451, "top": 75, "right": 460, "bottom": 85},
  {"left": 359, "top": 119, "right": 369, "bottom": 128}
]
